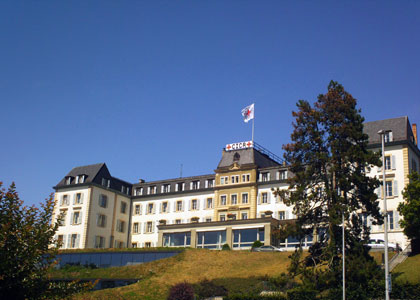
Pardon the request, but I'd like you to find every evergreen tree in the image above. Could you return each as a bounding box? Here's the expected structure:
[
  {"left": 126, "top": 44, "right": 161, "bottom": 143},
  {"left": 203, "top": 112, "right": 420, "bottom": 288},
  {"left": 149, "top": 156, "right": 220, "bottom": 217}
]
[{"left": 275, "top": 81, "right": 383, "bottom": 298}]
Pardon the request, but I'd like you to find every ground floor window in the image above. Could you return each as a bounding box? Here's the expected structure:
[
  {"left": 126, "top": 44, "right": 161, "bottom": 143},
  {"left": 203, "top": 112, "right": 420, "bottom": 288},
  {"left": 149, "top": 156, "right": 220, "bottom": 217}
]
[
  {"left": 196, "top": 230, "right": 226, "bottom": 249},
  {"left": 163, "top": 232, "right": 191, "bottom": 247},
  {"left": 278, "top": 234, "right": 313, "bottom": 248},
  {"left": 233, "top": 228, "right": 264, "bottom": 249}
]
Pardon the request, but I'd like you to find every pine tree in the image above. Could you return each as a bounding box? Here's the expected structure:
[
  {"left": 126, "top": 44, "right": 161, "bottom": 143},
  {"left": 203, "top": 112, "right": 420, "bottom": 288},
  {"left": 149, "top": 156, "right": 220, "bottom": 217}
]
[{"left": 275, "top": 81, "right": 383, "bottom": 298}]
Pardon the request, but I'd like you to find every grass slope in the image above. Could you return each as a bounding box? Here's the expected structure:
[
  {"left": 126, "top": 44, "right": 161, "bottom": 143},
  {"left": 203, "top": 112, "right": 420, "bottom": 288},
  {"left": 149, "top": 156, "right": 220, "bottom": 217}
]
[
  {"left": 61, "top": 249, "right": 291, "bottom": 300},
  {"left": 393, "top": 253, "right": 420, "bottom": 284}
]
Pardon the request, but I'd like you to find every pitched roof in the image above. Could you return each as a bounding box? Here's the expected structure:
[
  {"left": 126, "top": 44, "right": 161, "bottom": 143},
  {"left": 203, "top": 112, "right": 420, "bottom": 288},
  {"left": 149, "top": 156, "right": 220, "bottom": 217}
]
[
  {"left": 217, "top": 148, "right": 280, "bottom": 169},
  {"left": 55, "top": 163, "right": 108, "bottom": 187},
  {"left": 363, "top": 116, "right": 414, "bottom": 144}
]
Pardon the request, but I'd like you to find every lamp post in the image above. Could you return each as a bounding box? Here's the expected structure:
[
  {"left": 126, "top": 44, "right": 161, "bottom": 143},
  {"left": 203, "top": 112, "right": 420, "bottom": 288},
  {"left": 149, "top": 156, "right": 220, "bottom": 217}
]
[{"left": 378, "top": 130, "right": 390, "bottom": 300}]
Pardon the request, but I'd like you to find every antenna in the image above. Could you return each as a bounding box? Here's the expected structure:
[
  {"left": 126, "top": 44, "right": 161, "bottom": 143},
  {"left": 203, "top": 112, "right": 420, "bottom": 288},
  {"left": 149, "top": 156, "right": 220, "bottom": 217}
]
[{"left": 180, "top": 164, "right": 183, "bottom": 178}]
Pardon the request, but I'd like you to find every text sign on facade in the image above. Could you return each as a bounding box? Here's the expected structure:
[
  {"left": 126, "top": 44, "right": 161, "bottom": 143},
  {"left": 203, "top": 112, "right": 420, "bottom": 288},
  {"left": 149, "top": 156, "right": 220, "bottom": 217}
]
[{"left": 225, "top": 141, "right": 253, "bottom": 151}]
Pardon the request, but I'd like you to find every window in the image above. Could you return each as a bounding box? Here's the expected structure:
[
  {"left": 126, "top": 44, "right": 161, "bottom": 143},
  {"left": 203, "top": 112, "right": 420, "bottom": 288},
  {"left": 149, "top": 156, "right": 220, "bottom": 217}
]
[
  {"left": 220, "top": 195, "right": 227, "bottom": 206},
  {"left": 145, "top": 242, "right": 152, "bottom": 248},
  {"left": 135, "top": 187, "right": 143, "bottom": 196},
  {"left": 133, "top": 222, "right": 139, "bottom": 233},
  {"left": 242, "top": 193, "right": 249, "bottom": 204},
  {"left": 241, "top": 212, "right": 248, "bottom": 220},
  {"left": 121, "top": 186, "right": 126, "bottom": 194},
  {"left": 120, "top": 201, "right": 127, "bottom": 214},
  {"left": 149, "top": 186, "right": 157, "bottom": 194},
  {"left": 242, "top": 174, "right": 250, "bottom": 182},
  {"left": 66, "top": 177, "right": 72, "bottom": 185},
  {"left": 191, "top": 181, "right": 200, "bottom": 190},
  {"left": 94, "top": 236, "right": 105, "bottom": 248},
  {"left": 134, "top": 204, "right": 141, "bottom": 215},
  {"left": 74, "top": 193, "right": 83, "bottom": 205},
  {"left": 162, "top": 184, "right": 170, "bottom": 193},
  {"left": 70, "top": 234, "right": 79, "bottom": 248},
  {"left": 162, "top": 202, "right": 168, "bottom": 213},
  {"left": 75, "top": 175, "right": 80, "bottom": 184},
  {"left": 207, "top": 198, "right": 213, "bottom": 209},
  {"left": 71, "top": 211, "right": 82, "bottom": 225},
  {"left": 115, "top": 240, "right": 124, "bottom": 248},
  {"left": 61, "top": 195, "right": 69, "bottom": 206},
  {"left": 99, "top": 195, "right": 108, "bottom": 208},
  {"left": 385, "top": 181, "right": 393, "bottom": 197},
  {"left": 57, "top": 235, "right": 64, "bottom": 248},
  {"left": 175, "top": 219, "right": 182, "bottom": 224},
  {"left": 191, "top": 199, "right": 198, "bottom": 210},
  {"left": 277, "top": 170, "right": 287, "bottom": 180},
  {"left": 101, "top": 178, "right": 110, "bottom": 187},
  {"left": 206, "top": 179, "right": 214, "bottom": 188},
  {"left": 176, "top": 200, "right": 183, "bottom": 212},
  {"left": 278, "top": 211, "right": 285, "bottom": 220},
  {"left": 97, "top": 214, "right": 106, "bottom": 227},
  {"left": 261, "top": 192, "right": 268, "bottom": 204},
  {"left": 220, "top": 215, "right": 226, "bottom": 221},
  {"left": 147, "top": 203, "right": 154, "bottom": 214},
  {"left": 384, "top": 131, "right": 393, "bottom": 143},
  {"left": 146, "top": 221, "right": 153, "bottom": 233},
  {"left": 385, "top": 156, "right": 391, "bottom": 170},
  {"left": 260, "top": 172, "right": 270, "bottom": 182},
  {"left": 131, "top": 243, "right": 137, "bottom": 248},
  {"left": 163, "top": 232, "right": 191, "bottom": 247},
  {"left": 220, "top": 176, "right": 228, "bottom": 185},
  {"left": 231, "top": 175, "right": 239, "bottom": 183},
  {"left": 205, "top": 217, "right": 212, "bottom": 222},
  {"left": 196, "top": 230, "right": 227, "bottom": 249},
  {"left": 58, "top": 210, "right": 66, "bottom": 226},
  {"left": 387, "top": 211, "right": 394, "bottom": 230},
  {"left": 116, "top": 220, "right": 125, "bottom": 233},
  {"left": 231, "top": 194, "right": 238, "bottom": 205},
  {"left": 176, "top": 182, "right": 185, "bottom": 192}
]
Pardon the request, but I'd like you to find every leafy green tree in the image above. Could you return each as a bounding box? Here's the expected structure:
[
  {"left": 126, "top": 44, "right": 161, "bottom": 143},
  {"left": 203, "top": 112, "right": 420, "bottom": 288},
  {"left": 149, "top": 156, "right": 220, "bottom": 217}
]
[
  {"left": 0, "top": 182, "right": 88, "bottom": 299},
  {"left": 398, "top": 171, "right": 420, "bottom": 252},
  {"left": 275, "top": 81, "right": 383, "bottom": 298}
]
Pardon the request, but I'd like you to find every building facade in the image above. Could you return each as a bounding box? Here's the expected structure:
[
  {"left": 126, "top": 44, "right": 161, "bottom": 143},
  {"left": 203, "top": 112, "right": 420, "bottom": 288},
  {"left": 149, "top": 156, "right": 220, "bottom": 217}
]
[{"left": 52, "top": 117, "right": 419, "bottom": 250}]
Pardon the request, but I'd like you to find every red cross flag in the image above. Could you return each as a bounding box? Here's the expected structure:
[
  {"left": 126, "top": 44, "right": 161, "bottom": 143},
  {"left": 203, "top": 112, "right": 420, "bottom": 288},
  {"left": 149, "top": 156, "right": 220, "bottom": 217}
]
[{"left": 241, "top": 103, "right": 254, "bottom": 123}]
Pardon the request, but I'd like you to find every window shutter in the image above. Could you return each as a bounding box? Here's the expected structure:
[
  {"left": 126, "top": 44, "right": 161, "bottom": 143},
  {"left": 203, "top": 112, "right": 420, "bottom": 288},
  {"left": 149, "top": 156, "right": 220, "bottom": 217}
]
[
  {"left": 285, "top": 211, "right": 290, "bottom": 220},
  {"left": 143, "top": 222, "right": 147, "bottom": 233},
  {"left": 268, "top": 173, "right": 271, "bottom": 181},
  {"left": 182, "top": 200, "right": 185, "bottom": 211},
  {"left": 160, "top": 203, "right": 162, "bottom": 213},
  {"left": 257, "top": 194, "right": 261, "bottom": 204},
  {"left": 76, "top": 234, "right": 80, "bottom": 248},
  {"left": 73, "top": 194, "right": 76, "bottom": 205},
  {"left": 395, "top": 210, "right": 400, "bottom": 229},
  {"left": 161, "top": 185, "right": 164, "bottom": 193},
  {"left": 391, "top": 155, "right": 396, "bottom": 170},
  {"left": 152, "top": 221, "right": 155, "bottom": 233},
  {"left": 189, "top": 200, "right": 192, "bottom": 211},
  {"left": 393, "top": 180, "right": 398, "bottom": 197},
  {"left": 190, "top": 182, "right": 193, "bottom": 190},
  {"left": 389, "top": 131, "right": 393, "bottom": 142},
  {"left": 96, "top": 214, "right": 99, "bottom": 226},
  {"left": 259, "top": 173, "right": 262, "bottom": 181},
  {"left": 175, "top": 184, "right": 178, "bottom": 192},
  {"left": 197, "top": 181, "right": 200, "bottom": 189},
  {"left": 60, "top": 196, "right": 63, "bottom": 206},
  {"left": 197, "top": 199, "right": 200, "bottom": 210},
  {"left": 66, "top": 234, "right": 71, "bottom": 248},
  {"left": 205, "top": 180, "right": 208, "bottom": 188},
  {"left": 80, "top": 193, "right": 84, "bottom": 204},
  {"left": 268, "top": 192, "right": 272, "bottom": 204},
  {"left": 152, "top": 204, "right": 156, "bottom": 214},
  {"left": 79, "top": 212, "right": 83, "bottom": 224},
  {"left": 182, "top": 183, "right": 185, "bottom": 190},
  {"left": 376, "top": 186, "right": 382, "bottom": 199},
  {"left": 70, "top": 212, "right": 74, "bottom": 225}
]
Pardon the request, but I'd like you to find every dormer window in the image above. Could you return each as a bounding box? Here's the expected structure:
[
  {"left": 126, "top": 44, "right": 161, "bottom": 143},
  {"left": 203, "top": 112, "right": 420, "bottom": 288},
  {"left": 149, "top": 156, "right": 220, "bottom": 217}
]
[
  {"left": 102, "top": 178, "right": 111, "bottom": 188},
  {"left": 191, "top": 181, "right": 200, "bottom": 190},
  {"left": 148, "top": 186, "right": 157, "bottom": 195},
  {"left": 162, "top": 184, "right": 170, "bottom": 193},
  {"left": 65, "top": 176, "right": 73, "bottom": 185},
  {"left": 175, "top": 182, "right": 185, "bottom": 192},
  {"left": 384, "top": 131, "right": 393, "bottom": 143},
  {"left": 260, "top": 172, "right": 270, "bottom": 182}
]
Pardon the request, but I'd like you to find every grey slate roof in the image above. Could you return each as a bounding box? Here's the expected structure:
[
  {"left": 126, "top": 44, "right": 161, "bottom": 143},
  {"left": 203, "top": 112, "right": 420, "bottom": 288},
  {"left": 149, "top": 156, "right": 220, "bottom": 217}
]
[
  {"left": 55, "top": 163, "right": 107, "bottom": 187},
  {"left": 217, "top": 148, "right": 280, "bottom": 169},
  {"left": 363, "top": 116, "right": 414, "bottom": 145}
]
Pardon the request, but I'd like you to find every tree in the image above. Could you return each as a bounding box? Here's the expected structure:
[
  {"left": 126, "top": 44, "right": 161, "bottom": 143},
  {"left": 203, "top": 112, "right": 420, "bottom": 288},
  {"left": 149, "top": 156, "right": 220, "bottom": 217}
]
[
  {"left": 274, "top": 81, "right": 383, "bottom": 298},
  {"left": 398, "top": 171, "right": 420, "bottom": 253},
  {"left": 0, "top": 182, "right": 88, "bottom": 299}
]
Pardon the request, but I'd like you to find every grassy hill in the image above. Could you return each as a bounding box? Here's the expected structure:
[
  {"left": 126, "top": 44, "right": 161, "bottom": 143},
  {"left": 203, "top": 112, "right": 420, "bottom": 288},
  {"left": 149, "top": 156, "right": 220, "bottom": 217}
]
[
  {"left": 49, "top": 249, "right": 418, "bottom": 300},
  {"left": 51, "top": 249, "right": 291, "bottom": 299}
]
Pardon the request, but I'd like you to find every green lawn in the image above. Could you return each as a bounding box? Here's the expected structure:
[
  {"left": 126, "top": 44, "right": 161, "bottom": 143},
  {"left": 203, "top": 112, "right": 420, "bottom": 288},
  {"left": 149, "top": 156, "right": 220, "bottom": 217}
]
[{"left": 393, "top": 253, "right": 420, "bottom": 284}]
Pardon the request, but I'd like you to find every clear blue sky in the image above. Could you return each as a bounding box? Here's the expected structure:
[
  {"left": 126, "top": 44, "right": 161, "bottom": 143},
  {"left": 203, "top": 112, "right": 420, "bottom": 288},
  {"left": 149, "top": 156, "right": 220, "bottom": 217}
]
[{"left": 1, "top": 1, "right": 419, "bottom": 207}]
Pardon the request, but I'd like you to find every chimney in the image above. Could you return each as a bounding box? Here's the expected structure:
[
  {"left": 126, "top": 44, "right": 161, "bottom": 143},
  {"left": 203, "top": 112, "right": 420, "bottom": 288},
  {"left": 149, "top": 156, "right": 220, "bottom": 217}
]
[
  {"left": 413, "top": 124, "right": 418, "bottom": 146},
  {"left": 138, "top": 179, "right": 145, "bottom": 183}
]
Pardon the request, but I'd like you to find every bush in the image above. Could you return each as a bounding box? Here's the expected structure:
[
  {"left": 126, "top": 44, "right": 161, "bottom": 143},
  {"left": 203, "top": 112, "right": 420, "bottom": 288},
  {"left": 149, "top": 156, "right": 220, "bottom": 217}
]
[
  {"left": 195, "top": 279, "right": 227, "bottom": 299},
  {"left": 168, "top": 282, "right": 195, "bottom": 300},
  {"left": 252, "top": 240, "right": 263, "bottom": 249},
  {"left": 222, "top": 243, "right": 231, "bottom": 251}
]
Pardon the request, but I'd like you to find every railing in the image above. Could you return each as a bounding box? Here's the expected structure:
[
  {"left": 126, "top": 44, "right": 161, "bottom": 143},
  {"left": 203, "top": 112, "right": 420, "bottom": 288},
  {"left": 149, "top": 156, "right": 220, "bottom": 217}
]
[{"left": 253, "top": 142, "right": 284, "bottom": 164}]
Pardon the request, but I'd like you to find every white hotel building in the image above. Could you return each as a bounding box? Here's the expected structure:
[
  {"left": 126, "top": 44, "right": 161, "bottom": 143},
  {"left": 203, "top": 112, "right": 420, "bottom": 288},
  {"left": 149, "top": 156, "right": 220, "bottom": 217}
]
[{"left": 52, "top": 117, "right": 419, "bottom": 250}]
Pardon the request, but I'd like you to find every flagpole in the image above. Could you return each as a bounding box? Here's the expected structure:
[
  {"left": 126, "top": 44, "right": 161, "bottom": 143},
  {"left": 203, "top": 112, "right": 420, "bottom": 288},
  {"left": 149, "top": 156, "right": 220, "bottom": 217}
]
[{"left": 252, "top": 118, "right": 254, "bottom": 143}]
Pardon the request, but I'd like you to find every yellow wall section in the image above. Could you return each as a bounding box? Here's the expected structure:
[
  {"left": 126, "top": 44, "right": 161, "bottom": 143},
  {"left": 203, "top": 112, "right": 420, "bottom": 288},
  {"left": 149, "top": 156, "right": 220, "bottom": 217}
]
[{"left": 403, "top": 146, "right": 409, "bottom": 185}]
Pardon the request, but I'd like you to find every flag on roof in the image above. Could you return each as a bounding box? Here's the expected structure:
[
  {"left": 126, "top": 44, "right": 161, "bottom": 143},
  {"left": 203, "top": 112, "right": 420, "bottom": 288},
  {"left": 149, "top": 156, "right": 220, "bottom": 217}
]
[{"left": 241, "top": 103, "right": 254, "bottom": 123}]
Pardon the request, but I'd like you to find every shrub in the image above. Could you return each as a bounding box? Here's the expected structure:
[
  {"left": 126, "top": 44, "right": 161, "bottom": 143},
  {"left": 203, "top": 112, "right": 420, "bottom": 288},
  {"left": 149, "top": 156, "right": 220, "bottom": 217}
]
[
  {"left": 252, "top": 240, "right": 263, "bottom": 249},
  {"left": 195, "top": 279, "right": 227, "bottom": 298},
  {"left": 222, "top": 243, "right": 231, "bottom": 251},
  {"left": 168, "top": 282, "right": 195, "bottom": 300}
]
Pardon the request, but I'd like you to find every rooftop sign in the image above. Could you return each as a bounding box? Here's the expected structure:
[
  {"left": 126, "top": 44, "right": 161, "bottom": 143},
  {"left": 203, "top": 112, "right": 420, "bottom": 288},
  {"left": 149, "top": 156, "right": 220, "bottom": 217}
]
[{"left": 225, "top": 141, "right": 253, "bottom": 151}]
